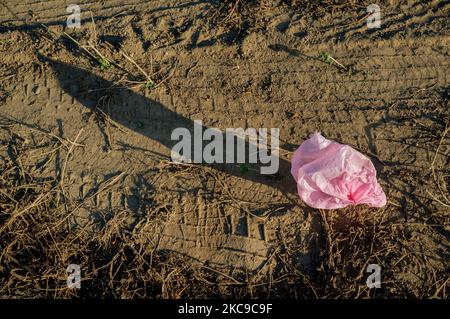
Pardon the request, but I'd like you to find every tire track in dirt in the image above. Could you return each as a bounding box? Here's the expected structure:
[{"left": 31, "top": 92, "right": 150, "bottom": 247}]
[
  {"left": 151, "top": 176, "right": 278, "bottom": 271},
  {"left": 167, "top": 38, "right": 448, "bottom": 157},
  {"left": 0, "top": 0, "right": 207, "bottom": 27},
  {"left": 305, "top": 0, "right": 450, "bottom": 42}
]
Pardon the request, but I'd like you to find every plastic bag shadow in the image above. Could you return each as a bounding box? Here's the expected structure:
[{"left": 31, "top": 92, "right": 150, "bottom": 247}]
[{"left": 40, "top": 54, "right": 296, "bottom": 194}]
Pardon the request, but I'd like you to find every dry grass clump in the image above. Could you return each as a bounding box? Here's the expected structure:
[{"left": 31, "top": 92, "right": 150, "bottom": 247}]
[
  {"left": 261, "top": 206, "right": 448, "bottom": 299},
  {"left": 316, "top": 207, "right": 448, "bottom": 298}
]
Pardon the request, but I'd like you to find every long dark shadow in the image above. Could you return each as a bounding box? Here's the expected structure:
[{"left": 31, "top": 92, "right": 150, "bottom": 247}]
[{"left": 40, "top": 55, "right": 296, "bottom": 195}]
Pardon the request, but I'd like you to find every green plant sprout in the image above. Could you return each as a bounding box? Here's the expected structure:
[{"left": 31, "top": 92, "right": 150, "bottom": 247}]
[
  {"left": 319, "top": 52, "right": 352, "bottom": 74},
  {"left": 95, "top": 55, "right": 113, "bottom": 70},
  {"left": 145, "top": 79, "right": 156, "bottom": 89}
]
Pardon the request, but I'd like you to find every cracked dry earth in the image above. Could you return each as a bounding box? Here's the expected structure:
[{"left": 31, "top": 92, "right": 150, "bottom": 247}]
[{"left": 0, "top": 0, "right": 449, "bottom": 279}]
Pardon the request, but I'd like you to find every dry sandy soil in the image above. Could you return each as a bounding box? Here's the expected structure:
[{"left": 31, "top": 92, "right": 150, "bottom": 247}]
[{"left": 0, "top": 0, "right": 448, "bottom": 298}]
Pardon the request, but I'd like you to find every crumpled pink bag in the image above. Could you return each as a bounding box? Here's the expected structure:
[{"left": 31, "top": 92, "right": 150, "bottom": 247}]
[{"left": 291, "top": 133, "right": 386, "bottom": 209}]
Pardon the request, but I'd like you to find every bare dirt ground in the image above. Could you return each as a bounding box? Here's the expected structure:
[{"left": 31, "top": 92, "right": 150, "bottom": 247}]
[{"left": 0, "top": 0, "right": 448, "bottom": 298}]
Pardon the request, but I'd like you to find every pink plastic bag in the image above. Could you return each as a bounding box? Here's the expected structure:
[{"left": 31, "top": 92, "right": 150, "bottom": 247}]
[{"left": 291, "top": 133, "right": 386, "bottom": 209}]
